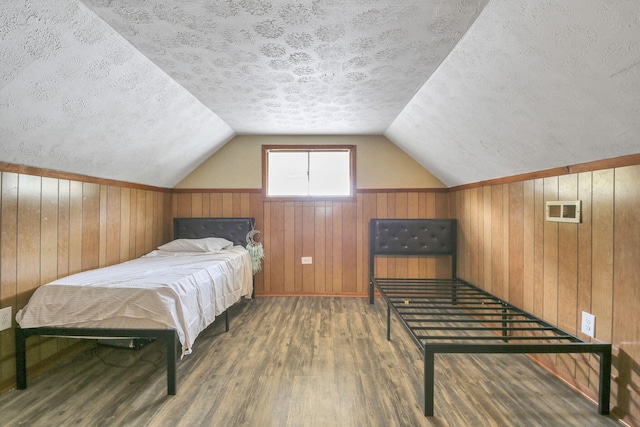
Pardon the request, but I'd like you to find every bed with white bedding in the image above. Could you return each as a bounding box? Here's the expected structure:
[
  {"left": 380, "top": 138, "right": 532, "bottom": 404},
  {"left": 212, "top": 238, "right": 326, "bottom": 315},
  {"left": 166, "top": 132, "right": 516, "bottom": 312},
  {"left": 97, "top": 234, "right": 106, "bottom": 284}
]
[{"left": 15, "top": 217, "right": 256, "bottom": 396}]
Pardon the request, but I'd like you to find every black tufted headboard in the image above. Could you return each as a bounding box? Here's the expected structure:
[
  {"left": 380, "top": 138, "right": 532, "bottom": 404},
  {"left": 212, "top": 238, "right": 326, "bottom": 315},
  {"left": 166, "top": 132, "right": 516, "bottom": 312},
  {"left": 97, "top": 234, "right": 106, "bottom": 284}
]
[
  {"left": 173, "top": 217, "right": 255, "bottom": 248},
  {"left": 369, "top": 218, "right": 457, "bottom": 302}
]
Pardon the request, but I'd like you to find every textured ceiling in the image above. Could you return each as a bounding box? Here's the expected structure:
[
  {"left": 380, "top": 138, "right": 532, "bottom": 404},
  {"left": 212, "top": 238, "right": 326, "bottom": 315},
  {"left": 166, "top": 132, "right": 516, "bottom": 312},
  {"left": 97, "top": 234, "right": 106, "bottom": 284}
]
[
  {"left": 0, "top": 1, "right": 234, "bottom": 187},
  {"left": 1, "top": 1, "right": 639, "bottom": 188},
  {"left": 387, "top": 0, "right": 640, "bottom": 186},
  {"left": 82, "top": 0, "right": 486, "bottom": 134}
]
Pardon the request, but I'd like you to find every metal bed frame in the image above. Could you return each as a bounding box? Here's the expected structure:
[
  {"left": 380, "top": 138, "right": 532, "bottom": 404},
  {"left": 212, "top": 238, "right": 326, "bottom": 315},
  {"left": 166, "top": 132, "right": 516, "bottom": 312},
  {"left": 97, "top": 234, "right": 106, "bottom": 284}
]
[
  {"left": 368, "top": 218, "right": 612, "bottom": 417},
  {"left": 16, "top": 217, "right": 255, "bottom": 396}
]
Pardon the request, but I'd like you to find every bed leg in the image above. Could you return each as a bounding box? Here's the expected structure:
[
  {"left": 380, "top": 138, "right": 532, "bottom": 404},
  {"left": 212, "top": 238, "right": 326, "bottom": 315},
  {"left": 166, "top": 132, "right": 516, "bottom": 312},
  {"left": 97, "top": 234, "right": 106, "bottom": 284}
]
[
  {"left": 225, "top": 310, "right": 230, "bottom": 332},
  {"left": 15, "top": 327, "right": 27, "bottom": 390},
  {"left": 166, "top": 332, "right": 177, "bottom": 395},
  {"left": 369, "top": 280, "right": 374, "bottom": 305},
  {"left": 424, "top": 348, "right": 435, "bottom": 416},
  {"left": 451, "top": 280, "right": 457, "bottom": 305},
  {"left": 598, "top": 348, "right": 612, "bottom": 415},
  {"left": 501, "top": 304, "right": 508, "bottom": 342},
  {"left": 386, "top": 303, "right": 391, "bottom": 341}
]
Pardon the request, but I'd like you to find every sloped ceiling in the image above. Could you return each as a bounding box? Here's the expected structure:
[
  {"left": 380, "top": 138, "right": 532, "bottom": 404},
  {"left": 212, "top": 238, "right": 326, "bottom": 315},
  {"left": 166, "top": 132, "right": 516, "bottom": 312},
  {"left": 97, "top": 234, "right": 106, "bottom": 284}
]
[
  {"left": 1, "top": 1, "right": 639, "bottom": 188},
  {"left": 387, "top": 0, "right": 640, "bottom": 187}
]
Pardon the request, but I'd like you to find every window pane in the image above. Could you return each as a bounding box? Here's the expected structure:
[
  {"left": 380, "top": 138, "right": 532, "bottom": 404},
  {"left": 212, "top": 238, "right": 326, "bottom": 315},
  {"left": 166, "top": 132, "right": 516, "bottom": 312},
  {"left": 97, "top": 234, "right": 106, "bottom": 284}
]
[
  {"left": 267, "top": 151, "right": 309, "bottom": 196},
  {"left": 309, "top": 151, "right": 351, "bottom": 196}
]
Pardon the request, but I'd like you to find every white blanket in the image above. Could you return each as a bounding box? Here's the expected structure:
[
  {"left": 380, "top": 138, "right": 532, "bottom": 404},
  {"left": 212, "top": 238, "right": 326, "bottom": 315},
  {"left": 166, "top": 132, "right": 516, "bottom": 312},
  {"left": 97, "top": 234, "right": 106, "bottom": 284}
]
[{"left": 16, "top": 246, "right": 253, "bottom": 356}]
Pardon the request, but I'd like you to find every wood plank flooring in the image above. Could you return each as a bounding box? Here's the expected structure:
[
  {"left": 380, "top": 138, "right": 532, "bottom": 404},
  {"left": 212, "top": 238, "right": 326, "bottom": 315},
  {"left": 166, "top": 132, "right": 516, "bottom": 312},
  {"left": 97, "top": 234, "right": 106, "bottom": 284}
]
[{"left": 0, "top": 297, "right": 621, "bottom": 426}]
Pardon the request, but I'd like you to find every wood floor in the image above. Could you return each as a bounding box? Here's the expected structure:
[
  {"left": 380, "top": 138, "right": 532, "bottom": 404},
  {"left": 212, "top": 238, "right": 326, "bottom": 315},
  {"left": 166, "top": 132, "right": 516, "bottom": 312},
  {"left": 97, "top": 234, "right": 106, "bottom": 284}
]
[{"left": 0, "top": 297, "right": 621, "bottom": 426}]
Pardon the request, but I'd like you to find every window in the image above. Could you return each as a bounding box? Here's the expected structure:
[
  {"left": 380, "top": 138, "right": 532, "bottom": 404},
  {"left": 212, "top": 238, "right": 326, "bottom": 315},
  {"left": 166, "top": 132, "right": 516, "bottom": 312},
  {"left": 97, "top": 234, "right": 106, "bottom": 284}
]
[{"left": 262, "top": 145, "right": 356, "bottom": 200}]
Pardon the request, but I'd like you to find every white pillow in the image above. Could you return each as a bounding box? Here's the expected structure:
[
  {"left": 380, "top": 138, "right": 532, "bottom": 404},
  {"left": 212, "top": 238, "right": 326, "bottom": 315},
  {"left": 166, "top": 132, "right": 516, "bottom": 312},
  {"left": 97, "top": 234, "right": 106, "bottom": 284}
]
[{"left": 157, "top": 237, "right": 233, "bottom": 253}]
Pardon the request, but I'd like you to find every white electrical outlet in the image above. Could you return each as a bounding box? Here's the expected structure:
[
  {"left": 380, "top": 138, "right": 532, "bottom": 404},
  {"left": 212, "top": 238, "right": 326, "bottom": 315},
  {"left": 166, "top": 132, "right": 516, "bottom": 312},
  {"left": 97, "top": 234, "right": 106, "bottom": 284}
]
[
  {"left": 301, "top": 257, "right": 312, "bottom": 265},
  {"left": 0, "top": 306, "right": 12, "bottom": 331},
  {"left": 581, "top": 311, "right": 595, "bottom": 338}
]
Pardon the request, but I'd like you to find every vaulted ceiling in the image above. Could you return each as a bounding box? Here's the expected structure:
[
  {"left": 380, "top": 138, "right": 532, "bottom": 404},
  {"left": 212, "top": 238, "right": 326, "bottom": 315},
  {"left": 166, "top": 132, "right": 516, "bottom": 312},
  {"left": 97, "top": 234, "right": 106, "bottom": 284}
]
[{"left": 1, "top": 1, "right": 639, "bottom": 187}]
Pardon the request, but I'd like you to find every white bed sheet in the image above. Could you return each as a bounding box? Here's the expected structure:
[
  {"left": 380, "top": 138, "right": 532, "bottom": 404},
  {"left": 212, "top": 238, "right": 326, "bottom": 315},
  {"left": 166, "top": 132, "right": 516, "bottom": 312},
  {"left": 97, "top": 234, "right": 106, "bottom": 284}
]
[{"left": 15, "top": 246, "right": 253, "bottom": 356}]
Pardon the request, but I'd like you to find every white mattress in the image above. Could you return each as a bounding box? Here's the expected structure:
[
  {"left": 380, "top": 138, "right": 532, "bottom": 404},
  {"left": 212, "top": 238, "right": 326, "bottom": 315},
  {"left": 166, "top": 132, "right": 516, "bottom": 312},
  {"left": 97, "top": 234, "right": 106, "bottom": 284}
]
[{"left": 15, "top": 246, "right": 253, "bottom": 356}]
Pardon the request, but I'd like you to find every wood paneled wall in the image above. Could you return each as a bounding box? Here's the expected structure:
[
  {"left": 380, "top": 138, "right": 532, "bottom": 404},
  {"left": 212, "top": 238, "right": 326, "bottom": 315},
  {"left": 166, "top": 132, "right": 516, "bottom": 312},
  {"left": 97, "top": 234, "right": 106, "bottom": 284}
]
[
  {"left": 171, "top": 190, "right": 451, "bottom": 296},
  {"left": 450, "top": 164, "right": 640, "bottom": 424},
  {"left": 0, "top": 171, "right": 171, "bottom": 390}
]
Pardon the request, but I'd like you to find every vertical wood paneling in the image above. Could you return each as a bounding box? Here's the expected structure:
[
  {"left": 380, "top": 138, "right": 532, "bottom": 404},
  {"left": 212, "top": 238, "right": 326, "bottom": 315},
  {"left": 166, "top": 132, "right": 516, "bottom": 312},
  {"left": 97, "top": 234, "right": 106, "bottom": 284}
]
[
  {"left": 450, "top": 164, "right": 640, "bottom": 422},
  {"left": 469, "top": 188, "right": 479, "bottom": 285},
  {"left": 98, "top": 186, "right": 108, "bottom": 267},
  {"left": 331, "top": 202, "right": 343, "bottom": 293},
  {"left": 591, "top": 170, "right": 614, "bottom": 344},
  {"left": 283, "top": 202, "right": 295, "bottom": 293},
  {"left": 314, "top": 202, "right": 326, "bottom": 293},
  {"left": 128, "top": 189, "right": 137, "bottom": 260},
  {"left": 135, "top": 190, "right": 146, "bottom": 258},
  {"left": 270, "top": 202, "right": 284, "bottom": 292},
  {"left": 375, "top": 193, "right": 388, "bottom": 280},
  {"left": 40, "top": 178, "right": 58, "bottom": 285},
  {"left": 557, "top": 174, "right": 578, "bottom": 377},
  {"left": 502, "top": 184, "right": 510, "bottom": 300},
  {"left": 191, "top": 193, "right": 203, "bottom": 217},
  {"left": 475, "top": 189, "right": 484, "bottom": 288},
  {"left": 145, "top": 191, "right": 154, "bottom": 252},
  {"left": 533, "top": 179, "right": 544, "bottom": 317},
  {"left": 262, "top": 202, "right": 271, "bottom": 293},
  {"left": 542, "top": 177, "right": 558, "bottom": 325},
  {"left": 1, "top": 173, "right": 18, "bottom": 384},
  {"left": 17, "top": 175, "right": 41, "bottom": 309},
  {"left": 576, "top": 172, "right": 593, "bottom": 388},
  {"left": 222, "top": 193, "right": 233, "bottom": 217},
  {"left": 201, "top": 193, "right": 210, "bottom": 218},
  {"left": 301, "top": 203, "right": 315, "bottom": 293},
  {"left": 613, "top": 165, "right": 640, "bottom": 420},
  {"left": 169, "top": 189, "right": 450, "bottom": 296},
  {"left": 293, "top": 202, "right": 303, "bottom": 293},
  {"left": 342, "top": 201, "right": 357, "bottom": 293},
  {"left": 0, "top": 170, "right": 171, "bottom": 391},
  {"left": 209, "top": 194, "right": 222, "bottom": 217},
  {"left": 119, "top": 188, "right": 131, "bottom": 263},
  {"left": 81, "top": 183, "right": 100, "bottom": 271},
  {"left": 522, "top": 180, "right": 535, "bottom": 313},
  {"left": 324, "top": 202, "right": 333, "bottom": 293},
  {"left": 407, "top": 193, "right": 420, "bottom": 278},
  {"left": 176, "top": 193, "right": 192, "bottom": 218},
  {"left": 490, "top": 185, "right": 503, "bottom": 297},
  {"left": 482, "top": 187, "right": 492, "bottom": 292},
  {"left": 106, "top": 187, "right": 121, "bottom": 266},
  {"left": 508, "top": 182, "right": 523, "bottom": 309}
]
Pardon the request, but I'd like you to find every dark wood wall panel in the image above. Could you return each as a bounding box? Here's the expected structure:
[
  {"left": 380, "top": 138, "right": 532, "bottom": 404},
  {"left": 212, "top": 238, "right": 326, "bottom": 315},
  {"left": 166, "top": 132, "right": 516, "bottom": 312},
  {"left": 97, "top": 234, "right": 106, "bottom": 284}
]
[
  {"left": 173, "top": 190, "right": 451, "bottom": 296},
  {"left": 450, "top": 163, "right": 640, "bottom": 424},
  {"left": 0, "top": 171, "right": 171, "bottom": 390}
]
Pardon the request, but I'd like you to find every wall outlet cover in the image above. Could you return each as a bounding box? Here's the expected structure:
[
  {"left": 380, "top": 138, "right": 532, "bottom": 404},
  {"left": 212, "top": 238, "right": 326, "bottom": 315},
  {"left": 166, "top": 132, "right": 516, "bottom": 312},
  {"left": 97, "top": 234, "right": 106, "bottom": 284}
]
[
  {"left": 581, "top": 311, "right": 595, "bottom": 338},
  {"left": 0, "top": 306, "right": 12, "bottom": 331}
]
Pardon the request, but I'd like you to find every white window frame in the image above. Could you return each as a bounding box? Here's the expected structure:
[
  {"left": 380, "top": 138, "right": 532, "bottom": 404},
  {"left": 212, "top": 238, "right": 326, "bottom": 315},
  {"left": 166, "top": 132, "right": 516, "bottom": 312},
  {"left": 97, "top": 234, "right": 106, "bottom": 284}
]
[{"left": 262, "top": 145, "right": 357, "bottom": 201}]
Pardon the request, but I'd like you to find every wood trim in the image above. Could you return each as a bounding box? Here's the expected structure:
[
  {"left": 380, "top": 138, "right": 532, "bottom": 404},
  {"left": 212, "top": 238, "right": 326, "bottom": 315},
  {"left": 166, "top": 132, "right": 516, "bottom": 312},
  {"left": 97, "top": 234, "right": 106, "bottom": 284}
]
[
  {"left": 173, "top": 187, "right": 448, "bottom": 194},
  {"left": 449, "top": 153, "right": 640, "bottom": 191},
  {"left": 171, "top": 188, "right": 262, "bottom": 193},
  {"left": 4, "top": 153, "right": 639, "bottom": 196},
  {"left": 0, "top": 162, "right": 170, "bottom": 193},
  {"left": 357, "top": 187, "right": 449, "bottom": 193}
]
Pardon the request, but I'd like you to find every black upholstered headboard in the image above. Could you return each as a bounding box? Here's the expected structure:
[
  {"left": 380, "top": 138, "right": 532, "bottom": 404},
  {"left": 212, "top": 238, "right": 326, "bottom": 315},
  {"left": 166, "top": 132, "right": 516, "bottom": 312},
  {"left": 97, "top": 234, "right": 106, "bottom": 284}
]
[
  {"left": 369, "top": 219, "right": 457, "bottom": 302},
  {"left": 370, "top": 218, "right": 456, "bottom": 257},
  {"left": 173, "top": 218, "right": 255, "bottom": 248}
]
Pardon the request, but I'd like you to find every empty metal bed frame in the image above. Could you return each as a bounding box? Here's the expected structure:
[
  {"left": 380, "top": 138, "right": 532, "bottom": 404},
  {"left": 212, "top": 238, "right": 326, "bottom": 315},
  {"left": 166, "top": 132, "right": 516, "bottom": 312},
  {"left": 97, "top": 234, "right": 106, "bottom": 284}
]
[{"left": 368, "top": 218, "right": 612, "bottom": 417}]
